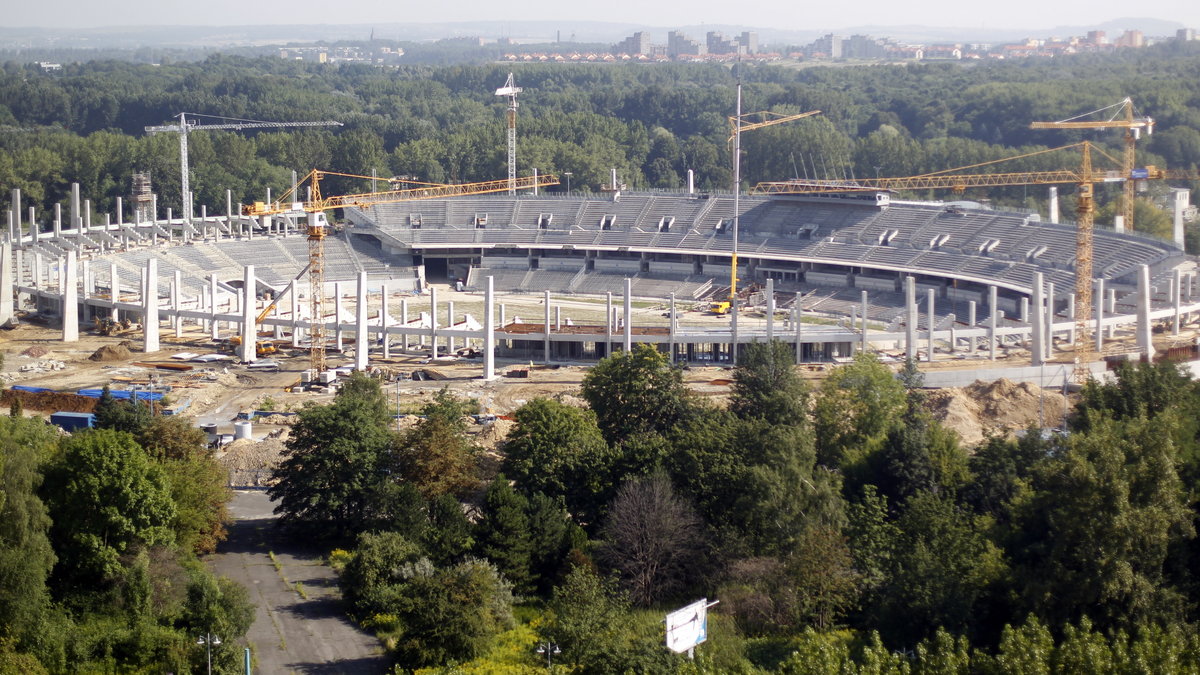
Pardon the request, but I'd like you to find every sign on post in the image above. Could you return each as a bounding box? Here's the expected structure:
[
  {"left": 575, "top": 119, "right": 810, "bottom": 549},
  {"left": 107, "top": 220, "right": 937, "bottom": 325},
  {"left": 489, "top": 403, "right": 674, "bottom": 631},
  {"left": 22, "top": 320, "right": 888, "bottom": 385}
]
[{"left": 665, "top": 598, "right": 711, "bottom": 654}]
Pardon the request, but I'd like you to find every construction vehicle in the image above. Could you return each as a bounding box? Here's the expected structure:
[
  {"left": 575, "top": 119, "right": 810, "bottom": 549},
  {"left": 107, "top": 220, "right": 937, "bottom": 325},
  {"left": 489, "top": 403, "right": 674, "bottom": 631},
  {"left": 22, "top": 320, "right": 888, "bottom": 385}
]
[
  {"left": 226, "top": 262, "right": 314, "bottom": 358},
  {"left": 709, "top": 301, "right": 731, "bottom": 315},
  {"left": 93, "top": 316, "right": 132, "bottom": 335},
  {"left": 243, "top": 169, "right": 559, "bottom": 374}
]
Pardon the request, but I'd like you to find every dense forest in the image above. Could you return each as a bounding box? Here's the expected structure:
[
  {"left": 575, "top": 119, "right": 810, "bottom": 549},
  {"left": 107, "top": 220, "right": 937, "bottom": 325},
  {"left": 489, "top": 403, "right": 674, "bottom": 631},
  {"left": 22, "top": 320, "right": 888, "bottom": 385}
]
[{"left": 2, "top": 42, "right": 1200, "bottom": 242}]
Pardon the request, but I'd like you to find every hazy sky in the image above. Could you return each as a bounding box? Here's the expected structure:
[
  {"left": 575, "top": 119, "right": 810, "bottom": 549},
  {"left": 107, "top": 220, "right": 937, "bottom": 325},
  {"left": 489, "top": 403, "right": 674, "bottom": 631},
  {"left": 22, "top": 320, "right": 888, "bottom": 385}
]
[{"left": 8, "top": 0, "right": 1200, "bottom": 32}]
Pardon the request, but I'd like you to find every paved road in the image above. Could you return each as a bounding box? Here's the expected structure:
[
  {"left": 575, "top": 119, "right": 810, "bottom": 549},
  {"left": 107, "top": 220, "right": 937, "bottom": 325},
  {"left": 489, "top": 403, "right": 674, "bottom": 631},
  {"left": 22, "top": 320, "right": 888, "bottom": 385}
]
[{"left": 208, "top": 490, "right": 392, "bottom": 674}]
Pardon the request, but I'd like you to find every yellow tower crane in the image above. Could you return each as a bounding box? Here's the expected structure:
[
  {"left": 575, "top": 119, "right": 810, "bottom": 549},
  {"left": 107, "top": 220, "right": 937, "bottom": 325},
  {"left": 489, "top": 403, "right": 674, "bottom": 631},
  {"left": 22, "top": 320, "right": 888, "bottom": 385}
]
[
  {"left": 752, "top": 141, "right": 1197, "bottom": 382},
  {"left": 1030, "top": 97, "right": 1153, "bottom": 231},
  {"left": 244, "top": 170, "right": 559, "bottom": 374}
]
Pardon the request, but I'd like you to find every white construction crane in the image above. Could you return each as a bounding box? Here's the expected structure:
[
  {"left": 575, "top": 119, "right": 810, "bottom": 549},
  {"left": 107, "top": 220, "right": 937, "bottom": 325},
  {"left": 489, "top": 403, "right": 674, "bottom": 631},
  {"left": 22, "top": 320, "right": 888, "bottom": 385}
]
[
  {"left": 495, "top": 74, "right": 522, "bottom": 195},
  {"left": 144, "top": 113, "right": 342, "bottom": 225}
]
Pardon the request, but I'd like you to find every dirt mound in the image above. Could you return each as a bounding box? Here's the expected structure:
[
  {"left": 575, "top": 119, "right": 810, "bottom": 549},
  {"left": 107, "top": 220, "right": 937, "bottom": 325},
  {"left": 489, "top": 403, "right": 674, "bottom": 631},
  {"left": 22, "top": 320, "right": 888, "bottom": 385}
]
[
  {"left": 926, "top": 378, "right": 1068, "bottom": 447},
  {"left": 21, "top": 345, "right": 48, "bottom": 357},
  {"left": 217, "top": 432, "right": 289, "bottom": 487},
  {"left": 474, "top": 418, "right": 515, "bottom": 453},
  {"left": 89, "top": 344, "right": 132, "bottom": 362},
  {"left": 0, "top": 389, "right": 97, "bottom": 414}
]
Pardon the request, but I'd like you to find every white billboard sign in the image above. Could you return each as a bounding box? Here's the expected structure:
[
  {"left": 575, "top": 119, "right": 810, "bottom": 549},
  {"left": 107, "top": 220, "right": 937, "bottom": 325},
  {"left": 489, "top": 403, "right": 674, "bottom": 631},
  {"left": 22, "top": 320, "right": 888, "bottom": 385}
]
[{"left": 665, "top": 598, "right": 709, "bottom": 653}]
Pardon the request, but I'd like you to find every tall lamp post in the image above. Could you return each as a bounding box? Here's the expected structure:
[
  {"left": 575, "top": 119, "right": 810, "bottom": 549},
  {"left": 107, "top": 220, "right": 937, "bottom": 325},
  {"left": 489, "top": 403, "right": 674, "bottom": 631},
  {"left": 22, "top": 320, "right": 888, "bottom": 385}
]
[
  {"left": 562, "top": 172, "right": 572, "bottom": 194},
  {"left": 535, "top": 641, "right": 561, "bottom": 669},
  {"left": 197, "top": 633, "right": 221, "bottom": 675}
]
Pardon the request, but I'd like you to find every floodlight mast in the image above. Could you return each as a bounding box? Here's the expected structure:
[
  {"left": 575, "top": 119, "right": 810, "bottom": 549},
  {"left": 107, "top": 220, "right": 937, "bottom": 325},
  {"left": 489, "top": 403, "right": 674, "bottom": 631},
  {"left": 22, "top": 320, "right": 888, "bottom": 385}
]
[{"left": 495, "top": 73, "right": 523, "bottom": 195}]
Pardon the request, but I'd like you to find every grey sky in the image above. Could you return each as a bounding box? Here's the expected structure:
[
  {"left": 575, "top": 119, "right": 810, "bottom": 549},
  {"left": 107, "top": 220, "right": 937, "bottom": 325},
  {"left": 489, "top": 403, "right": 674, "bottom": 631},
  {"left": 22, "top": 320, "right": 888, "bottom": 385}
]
[{"left": 7, "top": 0, "right": 1200, "bottom": 33}]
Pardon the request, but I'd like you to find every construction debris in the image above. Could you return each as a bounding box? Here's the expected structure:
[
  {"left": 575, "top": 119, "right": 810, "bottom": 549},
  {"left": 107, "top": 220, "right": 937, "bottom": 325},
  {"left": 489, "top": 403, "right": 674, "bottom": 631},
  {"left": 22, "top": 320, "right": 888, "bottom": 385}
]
[{"left": 926, "top": 378, "right": 1069, "bottom": 447}]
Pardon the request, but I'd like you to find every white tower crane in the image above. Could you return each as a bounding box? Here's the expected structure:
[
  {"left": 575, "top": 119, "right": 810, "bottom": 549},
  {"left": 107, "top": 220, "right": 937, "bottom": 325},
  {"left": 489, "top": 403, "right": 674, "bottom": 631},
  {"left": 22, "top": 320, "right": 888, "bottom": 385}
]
[
  {"left": 495, "top": 74, "right": 522, "bottom": 195},
  {"left": 144, "top": 113, "right": 342, "bottom": 225}
]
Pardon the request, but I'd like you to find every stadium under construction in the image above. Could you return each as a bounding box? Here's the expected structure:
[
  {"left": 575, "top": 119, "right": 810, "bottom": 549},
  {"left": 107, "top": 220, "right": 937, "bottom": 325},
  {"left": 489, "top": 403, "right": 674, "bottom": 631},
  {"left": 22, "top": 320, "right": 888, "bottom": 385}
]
[{"left": 3, "top": 179, "right": 1197, "bottom": 387}]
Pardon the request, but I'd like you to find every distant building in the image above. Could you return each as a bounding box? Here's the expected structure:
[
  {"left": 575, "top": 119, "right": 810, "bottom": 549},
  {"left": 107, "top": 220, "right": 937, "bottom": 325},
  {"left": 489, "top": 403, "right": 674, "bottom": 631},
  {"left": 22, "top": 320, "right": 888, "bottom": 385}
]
[
  {"left": 1115, "top": 30, "right": 1145, "bottom": 48},
  {"left": 1178, "top": 28, "right": 1197, "bottom": 41},
  {"left": 614, "top": 31, "right": 651, "bottom": 56},
  {"left": 740, "top": 31, "right": 759, "bottom": 55},
  {"left": 667, "top": 31, "right": 706, "bottom": 58},
  {"left": 1086, "top": 30, "right": 1108, "bottom": 45},
  {"left": 809, "top": 34, "right": 843, "bottom": 58}
]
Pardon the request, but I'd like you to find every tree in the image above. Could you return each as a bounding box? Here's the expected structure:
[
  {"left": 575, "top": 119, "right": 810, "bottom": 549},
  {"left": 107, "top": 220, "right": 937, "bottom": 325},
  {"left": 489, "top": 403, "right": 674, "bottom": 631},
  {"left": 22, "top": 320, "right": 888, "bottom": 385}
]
[
  {"left": 544, "top": 566, "right": 633, "bottom": 673},
  {"left": 502, "top": 398, "right": 614, "bottom": 524},
  {"left": 159, "top": 455, "right": 230, "bottom": 555},
  {"left": 41, "top": 429, "right": 176, "bottom": 592},
  {"left": 0, "top": 417, "right": 57, "bottom": 655},
  {"left": 180, "top": 570, "right": 254, "bottom": 675},
  {"left": 92, "top": 385, "right": 151, "bottom": 436},
  {"left": 1014, "top": 415, "right": 1194, "bottom": 630},
  {"left": 138, "top": 415, "right": 208, "bottom": 461},
  {"left": 387, "top": 415, "right": 477, "bottom": 500},
  {"left": 1073, "top": 360, "right": 1192, "bottom": 432},
  {"left": 580, "top": 344, "right": 692, "bottom": 445},
  {"left": 475, "top": 477, "right": 533, "bottom": 595},
  {"left": 812, "top": 353, "right": 907, "bottom": 472},
  {"left": 598, "top": 474, "right": 703, "bottom": 607},
  {"left": 269, "top": 373, "right": 395, "bottom": 535},
  {"left": 730, "top": 340, "right": 809, "bottom": 425}
]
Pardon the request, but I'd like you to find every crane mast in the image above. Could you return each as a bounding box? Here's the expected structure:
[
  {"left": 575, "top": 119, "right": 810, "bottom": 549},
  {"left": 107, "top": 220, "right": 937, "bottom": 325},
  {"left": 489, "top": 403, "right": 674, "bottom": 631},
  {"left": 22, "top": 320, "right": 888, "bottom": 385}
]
[
  {"left": 145, "top": 113, "right": 342, "bottom": 225},
  {"left": 495, "top": 74, "right": 522, "bottom": 195}
]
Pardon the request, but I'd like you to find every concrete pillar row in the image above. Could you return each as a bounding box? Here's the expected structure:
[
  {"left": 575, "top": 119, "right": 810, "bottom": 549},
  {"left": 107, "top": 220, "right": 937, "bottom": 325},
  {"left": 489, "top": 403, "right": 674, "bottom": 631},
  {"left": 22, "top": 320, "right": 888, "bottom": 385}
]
[{"left": 905, "top": 276, "right": 917, "bottom": 362}]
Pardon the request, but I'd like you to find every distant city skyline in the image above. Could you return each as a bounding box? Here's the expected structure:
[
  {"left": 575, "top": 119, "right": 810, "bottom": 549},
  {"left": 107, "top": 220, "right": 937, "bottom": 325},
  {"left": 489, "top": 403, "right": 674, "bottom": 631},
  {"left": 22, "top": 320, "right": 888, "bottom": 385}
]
[{"left": 7, "top": 1, "right": 1199, "bottom": 34}]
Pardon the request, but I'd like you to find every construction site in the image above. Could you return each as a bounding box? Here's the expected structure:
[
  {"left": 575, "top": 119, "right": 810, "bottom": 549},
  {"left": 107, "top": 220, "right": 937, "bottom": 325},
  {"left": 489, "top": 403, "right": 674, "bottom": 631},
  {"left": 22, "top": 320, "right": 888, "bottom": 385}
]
[{"left": 2, "top": 93, "right": 1200, "bottom": 483}]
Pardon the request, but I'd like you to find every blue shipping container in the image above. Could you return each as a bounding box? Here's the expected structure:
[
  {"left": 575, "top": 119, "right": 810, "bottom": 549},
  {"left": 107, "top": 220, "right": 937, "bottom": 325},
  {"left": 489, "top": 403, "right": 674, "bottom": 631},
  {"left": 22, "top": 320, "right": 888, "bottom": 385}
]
[{"left": 50, "top": 412, "right": 96, "bottom": 432}]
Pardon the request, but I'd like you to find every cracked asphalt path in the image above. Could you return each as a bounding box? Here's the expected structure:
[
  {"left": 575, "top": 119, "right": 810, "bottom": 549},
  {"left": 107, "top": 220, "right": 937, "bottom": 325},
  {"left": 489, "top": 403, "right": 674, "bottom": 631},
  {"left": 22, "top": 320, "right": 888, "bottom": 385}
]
[{"left": 207, "top": 489, "right": 391, "bottom": 674}]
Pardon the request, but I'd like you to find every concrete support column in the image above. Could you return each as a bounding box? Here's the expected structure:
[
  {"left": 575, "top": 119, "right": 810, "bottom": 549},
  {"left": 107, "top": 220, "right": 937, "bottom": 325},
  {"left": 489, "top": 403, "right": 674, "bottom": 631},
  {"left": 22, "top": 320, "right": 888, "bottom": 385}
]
[
  {"left": 989, "top": 285, "right": 998, "bottom": 361},
  {"left": 555, "top": 306, "right": 561, "bottom": 331},
  {"left": 795, "top": 292, "right": 803, "bottom": 364},
  {"left": 1067, "top": 293, "right": 1076, "bottom": 345},
  {"left": 429, "top": 286, "right": 439, "bottom": 359},
  {"left": 730, "top": 299, "right": 739, "bottom": 365},
  {"left": 381, "top": 284, "right": 391, "bottom": 358},
  {"left": 291, "top": 284, "right": 302, "bottom": 348},
  {"left": 1048, "top": 186, "right": 1059, "bottom": 224},
  {"left": 173, "top": 269, "right": 183, "bottom": 338},
  {"left": 926, "top": 288, "right": 935, "bottom": 362},
  {"left": 861, "top": 290, "right": 869, "bottom": 353},
  {"left": 1136, "top": 264, "right": 1155, "bottom": 361},
  {"left": 668, "top": 293, "right": 677, "bottom": 360},
  {"left": 1173, "top": 189, "right": 1189, "bottom": 249},
  {"left": 622, "top": 278, "right": 632, "bottom": 353},
  {"left": 70, "top": 183, "right": 80, "bottom": 237},
  {"left": 967, "top": 300, "right": 977, "bottom": 353},
  {"left": 765, "top": 278, "right": 775, "bottom": 342},
  {"left": 238, "top": 265, "right": 254, "bottom": 362},
  {"left": 335, "top": 283, "right": 345, "bottom": 350},
  {"left": 1114, "top": 215, "right": 1125, "bottom": 233},
  {"left": 10, "top": 189, "right": 20, "bottom": 243},
  {"left": 543, "top": 290, "right": 552, "bottom": 363},
  {"left": 6, "top": 210, "right": 13, "bottom": 246},
  {"left": 1173, "top": 269, "right": 1182, "bottom": 335},
  {"left": 605, "top": 292, "right": 613, "bottom": 355},
  {"left": 484, "top": 276, "right": 496, "bottom": 380},
  {"left": 0, "top": 241, "right": 13, "bottom": 325},
  {"left": 1031, "top": 272, "right": 1045, "bottom": 366},
  {"left": 448, "top": 300, "right": 456, "bottom": 353},
  {"left": 1095, "top": 279, "right": 1105, "bottom": 353},
  {"left": 209, "top": 276, "right": 219, "bottom": 340},
  {"left": 355, "top": 271, "right": 369, "bottom": 370},
  {"left": 1020, "top": 297, "right": 1029, "bottom": 323},
  {"left": 62, "top": 251, "right": 78, "bottom": 342},
  {"left": 33, "top": 253, "right": 43, "bottom": 289},
  {"left": 905, "top": 276, "right": 917, "bottom": 361},
  {"left": 144, "top": 258, "right": 160, "bottom": 353},
  {"left": 398, "top": 296, "right": 406, "bottom": 352},
  {"left": 116, "top": 197, "right": 123, "bottom": 227},
  {"left": 52, "top": 203, "right": 62, "bottom": 239},
  {"left": 1107, "top": 289, "right": 1117, "bottom": 339}
]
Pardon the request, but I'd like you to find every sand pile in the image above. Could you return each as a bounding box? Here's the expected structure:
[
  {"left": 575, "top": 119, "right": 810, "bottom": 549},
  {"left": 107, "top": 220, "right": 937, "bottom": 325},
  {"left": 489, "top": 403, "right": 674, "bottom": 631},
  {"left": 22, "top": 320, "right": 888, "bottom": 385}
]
[
  {"left": 21, "top": 345, "right": 48, "bottom": 357},
  {"left": 89, "top": 344, "right": 132, "bottom": 362},
  {"left": 217, "top": 431, "right": 289, "bottom": 487},
  {"left": 474, "top": 418, "right": 515, "bottom": 453},
  {"left": 926, "top": 378, "right": 1069, "bottom": 447}
]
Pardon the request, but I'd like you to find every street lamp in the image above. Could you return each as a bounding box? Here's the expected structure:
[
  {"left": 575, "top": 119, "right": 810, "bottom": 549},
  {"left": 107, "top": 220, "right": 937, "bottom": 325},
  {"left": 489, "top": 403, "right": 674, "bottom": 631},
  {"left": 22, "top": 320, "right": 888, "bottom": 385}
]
[
  {"left": 197, "top": 633, "right": 221, "bottom": 675},
  {"left": 562, "top": 172, "right": 572, "bottom": 194},
  {"left": 535, "top": 641, "right": 561, "bottom": 668}
]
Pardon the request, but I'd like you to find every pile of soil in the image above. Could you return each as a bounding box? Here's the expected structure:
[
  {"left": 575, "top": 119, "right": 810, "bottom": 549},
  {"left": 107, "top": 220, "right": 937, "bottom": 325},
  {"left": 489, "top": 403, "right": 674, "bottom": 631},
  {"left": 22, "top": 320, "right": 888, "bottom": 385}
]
[
  {"left": 21, "top": 345, "right": 48, "bottom": 357},
  {"left": 474, "top": 418, "right": 515, "bottom": 453},
  {"left": 0, "top": 389, "right": 97, "bottom": 413},
  {"left": 926, "top": 378, "right": 1069, "bottom": 447},
  {"left": 216, "top": 431, "right": 289, "bottom": 487},
  {"left": 89, "top": 344, "right": 132, "bottom": 362}
]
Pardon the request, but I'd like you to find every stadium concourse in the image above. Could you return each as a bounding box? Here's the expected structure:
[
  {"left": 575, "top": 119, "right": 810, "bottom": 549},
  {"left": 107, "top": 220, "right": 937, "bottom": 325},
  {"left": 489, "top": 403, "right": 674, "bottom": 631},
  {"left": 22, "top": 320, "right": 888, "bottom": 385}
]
[{"left": 3, "top": 184, "right": 1198, "bottom": 387}]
